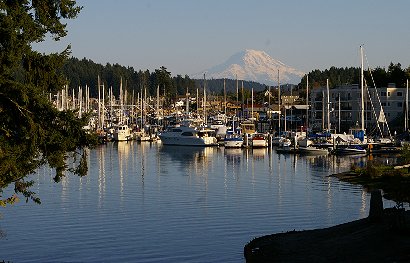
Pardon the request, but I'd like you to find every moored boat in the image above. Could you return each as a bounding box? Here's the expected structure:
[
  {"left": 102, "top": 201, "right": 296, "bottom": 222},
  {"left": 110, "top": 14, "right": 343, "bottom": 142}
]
[
  {"left": 158, "top": 125, "right": 218, "bottom": 146},
  {"left": 113, "top": 125, "right": 132, "bottom": 141},
  {"left": 251, "top": 133, "right": 268, "bottom": 148},
  {"left": 224, "top": 131, "right": 243, "bottom": 148},
  {"left": 298, "top": 146, "right": 329, "bottom": 155},
  {"left": 331, "top": 145, "right": 367, "bottom": 155}
]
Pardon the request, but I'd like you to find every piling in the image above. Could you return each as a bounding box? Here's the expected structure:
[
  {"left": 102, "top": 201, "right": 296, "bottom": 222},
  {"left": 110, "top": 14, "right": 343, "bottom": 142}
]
[{"left": 368, "top": 189, "right": 383, "bottom": 222}]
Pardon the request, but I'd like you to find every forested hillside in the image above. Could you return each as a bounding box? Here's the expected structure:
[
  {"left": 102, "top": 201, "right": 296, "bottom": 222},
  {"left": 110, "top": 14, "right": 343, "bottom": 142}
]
[{"left": 61, "top": 57, "right": 268, "bottom": 99}]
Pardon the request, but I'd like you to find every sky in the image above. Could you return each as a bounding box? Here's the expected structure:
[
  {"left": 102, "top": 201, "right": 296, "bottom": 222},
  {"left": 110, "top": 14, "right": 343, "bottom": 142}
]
[{"left": 35, "top": 0, "right": 410, "bottom": 77}]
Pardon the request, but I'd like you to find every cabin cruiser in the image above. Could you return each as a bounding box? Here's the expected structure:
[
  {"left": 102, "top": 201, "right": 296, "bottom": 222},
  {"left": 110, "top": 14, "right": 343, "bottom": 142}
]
[
  {"left": 224, "top": 130, "right": 243, "bottom": 148},
  {"left": 251, "top": 133, "right": 268, "bottom": 148},
  {"left": 158, "top": 125, "right": 218, "bottom": 146},
  {"left": 113, "top": 124, "right": 132, "bottom": 141},
  {"left": 331, "top": 145, "right": 367, "bottom": 155}
]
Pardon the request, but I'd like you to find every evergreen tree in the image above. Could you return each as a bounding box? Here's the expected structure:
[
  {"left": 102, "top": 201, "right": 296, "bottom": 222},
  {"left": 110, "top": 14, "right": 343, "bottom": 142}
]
[{"left": 0, "top": 0, "right": 96, "bottom": 206}]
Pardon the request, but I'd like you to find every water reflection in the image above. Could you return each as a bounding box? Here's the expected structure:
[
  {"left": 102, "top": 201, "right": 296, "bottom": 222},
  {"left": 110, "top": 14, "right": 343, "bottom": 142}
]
[
  {"left": 4, "top": 141, "right": 396, "bottom": 263},
  {"left": 159, "top": 145, "right": 207, "bottom": 165}
]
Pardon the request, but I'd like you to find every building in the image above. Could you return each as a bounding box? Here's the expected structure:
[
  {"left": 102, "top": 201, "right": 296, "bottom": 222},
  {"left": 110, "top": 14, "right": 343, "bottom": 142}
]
[{"left": 310, "top": 83, "right": 406, "bottom": 134}]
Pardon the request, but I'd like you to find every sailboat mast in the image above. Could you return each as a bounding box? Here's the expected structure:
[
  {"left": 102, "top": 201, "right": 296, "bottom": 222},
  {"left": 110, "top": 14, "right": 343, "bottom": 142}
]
[
  {"left": 157, "top": 84, "right": 160, "bottom": 120},
  {"left": 338, "top": 94, "right": 341, "bottom": 133},
  {"left": 360, "top": 45, "right": 365, "bottom": 132},
  {"left": 406, "top": 79, "right": 409, "bottom": 131},
  {"left": 241, "top": 81, "right": 244, "bottom": 120},
  {"left": 98, "top": 75, "right": 101, "bottom": 130},
  {"left": 251, "top": 87, "right": 254, "bottom": 121},
  {"left": 278, "top": 69, "right": 281, "bottom": 134},
  {"left": 306, "top": 75, "right": 309, "bottom": 132},
  {"left": 327, "top": 78, "right": 330, "bottom": 132},
  {"left": 102, "top": 83, "right": 105, "bottom": 129},
  {"left": 203, "top": 73, "right": 207, "bottom": 125},
  {"left": 236, "top": 75, "right": 239, "bottom": 107},
  {"left": 322, "top": 90, "right": 325, "bottom": 131},
  {"left": 224, "top": 78, "right": 226, "bottom": 115}
]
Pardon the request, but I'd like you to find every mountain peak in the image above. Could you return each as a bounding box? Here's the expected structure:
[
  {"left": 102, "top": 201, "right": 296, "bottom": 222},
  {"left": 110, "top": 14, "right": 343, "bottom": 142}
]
[{"left": 192, "top": 49, "right": 304, "bottom": 85}]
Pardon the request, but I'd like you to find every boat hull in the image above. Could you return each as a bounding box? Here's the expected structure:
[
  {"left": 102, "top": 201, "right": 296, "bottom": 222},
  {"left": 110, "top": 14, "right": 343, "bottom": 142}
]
[
  {"left": 224, "top": 138, "right": 243, "bottom": 148},
  {"left": 298, "top": 146, "right": 329, "bottom": 155},
  {"left": 331, "top": 146, "right": 367, "bottom": 155}
]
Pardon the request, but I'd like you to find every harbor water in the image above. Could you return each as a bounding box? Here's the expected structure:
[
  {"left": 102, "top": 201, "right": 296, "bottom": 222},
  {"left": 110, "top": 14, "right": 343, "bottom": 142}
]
[{"left": 0, "top": 142, "right": 398, "bottom": 262}]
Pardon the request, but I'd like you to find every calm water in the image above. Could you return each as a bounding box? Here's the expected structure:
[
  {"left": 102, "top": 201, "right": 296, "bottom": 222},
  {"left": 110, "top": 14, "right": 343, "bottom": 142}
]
[{"left": 0, "top": 142, "right": 398, "bottom": 262}]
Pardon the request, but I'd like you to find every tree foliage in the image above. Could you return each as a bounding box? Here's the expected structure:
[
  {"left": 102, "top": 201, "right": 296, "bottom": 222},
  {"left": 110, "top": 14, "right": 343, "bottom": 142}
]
[
  {"left": 298, "top": 64, "right": 410, "bottom": 90},
  {"left": 61, "top": 57, "right": 270, "bottom": 106},
  {"left": 0, "top": 0, "right": 96, "bottom": 206}
]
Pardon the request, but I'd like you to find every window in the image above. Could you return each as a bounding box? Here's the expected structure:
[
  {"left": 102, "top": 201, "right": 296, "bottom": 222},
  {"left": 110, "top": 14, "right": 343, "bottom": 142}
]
[
  {"left": 388, "top": 92, "right": 391, "bottom": 96},
  {"left": 397, "top": 92, "right": 403, "bottom": 96},
  {"left": 181, "top": 132, "right": 194, "bottom": 136},
  {"left": 381, "top": 102, "right": 386, "bottom": 107},
  {"left": 381, "top": 91, "right": 387, "bottom": 96},
  {"left": 398, "top": 102, "right": 403, "bottom": 107}
]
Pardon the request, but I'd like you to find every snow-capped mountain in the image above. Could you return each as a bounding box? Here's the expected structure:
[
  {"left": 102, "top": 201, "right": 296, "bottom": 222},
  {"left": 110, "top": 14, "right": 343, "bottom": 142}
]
[{"left": 192, "top": 49, "right": 305, "bottom": 85}]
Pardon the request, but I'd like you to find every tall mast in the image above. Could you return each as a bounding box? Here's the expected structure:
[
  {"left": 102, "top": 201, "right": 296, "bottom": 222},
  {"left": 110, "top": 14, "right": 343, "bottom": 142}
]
[
  {"left": 360, "top": 45, "right": 365, "bottom": 132},
  {"left": 236, "top": 75, "right": 239, "bottom": 107},
  {"left": 322, "top": 90, "right": 325, "bottom": 131},
  {"left": 306, "top": 75, "right": 309, "bottom": 132},
  {"left": 98, "top": 75, "right": 101, "bottom": 129},
  {"left": 203, "top": 73, "right": 207, "bottom": 125},
  {"left": 241, "top": 81, "right": 244, "bottom": 120},
  {"left": 338, "top": 93, "right": 341, "bottom": 133},
  {"left": 120, "top": 78, "right": 124, "bottom": 124},
  {"left": 101, "top": 82, "right": 105, "bottom": 129},
  {"left": 224, "top": 78, "right": 226, "bottom": 115},
  {"left": 72, "top": 88, "right": 75, "bottom": 110},
  {"left": 327, "top": 78, "right": 330, "bottom": 132},
  {"left": 251, "top": 87, "right": 254, "bottom": 121},
  {"left": 278, "top": 69, "right": 281, "bottom": 134},
  {"left": 406, "top": 79, "right": 409, "bottom": 131},
  {"left": 78, "top": 86, "right": 82, "bottom": 118},
  {"left": 185, "top": 86, "right": 189, "bottom": 116},
  {"left": 157, "top": 85, "right": 160, "bottom": 120}
]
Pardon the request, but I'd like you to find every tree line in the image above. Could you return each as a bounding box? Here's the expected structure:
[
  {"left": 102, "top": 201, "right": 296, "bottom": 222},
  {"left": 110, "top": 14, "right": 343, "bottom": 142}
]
[
  {"left": 63, "top": 57, "right": 410, "bottom": 104},
  {"left": 61, "top": 57, "right": 268, "bottom": 102},
  {"left": 298, "top": 63, "right": 410, "bottom": 90}
]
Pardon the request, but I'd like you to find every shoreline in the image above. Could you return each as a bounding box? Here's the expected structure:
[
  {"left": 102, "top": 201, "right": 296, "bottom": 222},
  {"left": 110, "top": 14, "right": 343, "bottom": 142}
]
[{"left": 244, "top": 191, "right": 410, "bottom": 262}]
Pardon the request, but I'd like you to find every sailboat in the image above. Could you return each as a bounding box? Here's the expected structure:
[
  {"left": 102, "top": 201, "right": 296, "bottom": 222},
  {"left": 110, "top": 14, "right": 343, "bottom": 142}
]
[
  {"left": 297, "top": 75, "right": 329, "bottom": 155},
  {"left": 332, "top": 46, "right": 368, "bottom": 155},
  {"left": 224, "top": 116, "right": 243, "bottom": 148},
  {"left": 271, "top": 69, "right": 284, "bottom": 146}
]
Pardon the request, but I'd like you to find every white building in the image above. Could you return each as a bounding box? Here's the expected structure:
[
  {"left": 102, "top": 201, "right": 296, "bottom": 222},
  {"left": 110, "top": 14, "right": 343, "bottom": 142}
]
[{"left": 310, "top": 83, "right": 406, "bottom": 134}]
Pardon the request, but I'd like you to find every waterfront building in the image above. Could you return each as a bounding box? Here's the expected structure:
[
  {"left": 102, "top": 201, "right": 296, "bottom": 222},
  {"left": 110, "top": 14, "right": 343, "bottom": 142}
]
[{"left": 310, "top": 83, "right": 406, "bottom": 134}]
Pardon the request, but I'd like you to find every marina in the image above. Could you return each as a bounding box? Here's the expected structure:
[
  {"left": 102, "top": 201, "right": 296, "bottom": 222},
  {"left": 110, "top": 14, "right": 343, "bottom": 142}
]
[
  {"left": 2, "top": 2, "right": 410, "bottom": 263},
  {"left": 0, "top": 141, "right": 401, "bottom": 263}
]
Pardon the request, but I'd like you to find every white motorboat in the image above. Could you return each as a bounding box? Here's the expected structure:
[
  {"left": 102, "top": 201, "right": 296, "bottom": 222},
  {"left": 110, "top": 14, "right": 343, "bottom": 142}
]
[
  {"left": 276, "top": 138, "right": 297, "bottom": 154},
  {"left": 224, "top": 131, "right": 243, "bottom": 148},
  {"left": 251, "top": 133, "right": 268, "bottom": 148},
  {"left": 298, "top": 146, "right": 329, "bottom": 155},
  {"left": 113, "top": 125, "right": 132, "bottom": 141},
  {"left": 158, "top": 125, "right": 218, "bottom": 146}
]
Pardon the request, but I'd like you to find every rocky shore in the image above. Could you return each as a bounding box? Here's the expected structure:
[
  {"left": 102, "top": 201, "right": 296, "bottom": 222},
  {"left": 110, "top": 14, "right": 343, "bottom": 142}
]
[{"left": 244, "top": 191, "right": 410, "bottom": 262}]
